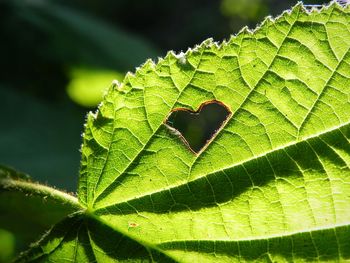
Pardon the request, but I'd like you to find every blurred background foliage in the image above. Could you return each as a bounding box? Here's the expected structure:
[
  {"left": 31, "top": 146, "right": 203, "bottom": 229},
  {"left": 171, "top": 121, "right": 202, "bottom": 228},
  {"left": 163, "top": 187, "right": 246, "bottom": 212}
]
[{"left": 0, "top": 0, "right": 325, "bottom": 261}]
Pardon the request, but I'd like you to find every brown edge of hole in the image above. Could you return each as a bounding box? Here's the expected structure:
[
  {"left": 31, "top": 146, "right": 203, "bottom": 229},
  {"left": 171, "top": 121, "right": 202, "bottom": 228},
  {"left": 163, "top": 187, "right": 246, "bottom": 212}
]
[{"left": 163, "top": 99, "right": 232, "bottom": 155}]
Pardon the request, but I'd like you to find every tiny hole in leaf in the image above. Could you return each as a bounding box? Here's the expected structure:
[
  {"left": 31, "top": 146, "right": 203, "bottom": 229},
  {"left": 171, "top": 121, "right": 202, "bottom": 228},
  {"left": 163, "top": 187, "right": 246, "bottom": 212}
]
[{"left": 165, "top": 100, "right": 231, "bottom": 153}]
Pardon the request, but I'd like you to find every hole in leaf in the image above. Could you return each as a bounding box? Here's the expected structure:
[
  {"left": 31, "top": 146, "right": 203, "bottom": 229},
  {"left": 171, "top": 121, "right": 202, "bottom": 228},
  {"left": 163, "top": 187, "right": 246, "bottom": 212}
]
[{"left": 165, "top": 100, "right": 231, "bottom": 153}]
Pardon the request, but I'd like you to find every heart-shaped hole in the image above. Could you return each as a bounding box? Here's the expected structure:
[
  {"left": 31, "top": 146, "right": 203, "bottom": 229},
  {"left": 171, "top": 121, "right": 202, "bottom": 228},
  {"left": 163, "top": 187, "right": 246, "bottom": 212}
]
[{"left": 165, "top": 100, "right": 231, "bottom": 153}]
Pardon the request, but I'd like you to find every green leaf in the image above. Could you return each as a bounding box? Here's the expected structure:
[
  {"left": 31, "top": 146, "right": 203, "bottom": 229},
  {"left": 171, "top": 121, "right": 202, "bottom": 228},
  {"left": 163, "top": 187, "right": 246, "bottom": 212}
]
[
  {"left": 0, "top": 166, "right": 82, "bottom": 259},
  {"left": 66, "top": 68, "right": 124, "bottom": 107},
  {"left": 0, "top": 229, "right": 15, "bottom": 263},
  {"left": 14, "top": 3, "right": 350, "bottom": 262}
]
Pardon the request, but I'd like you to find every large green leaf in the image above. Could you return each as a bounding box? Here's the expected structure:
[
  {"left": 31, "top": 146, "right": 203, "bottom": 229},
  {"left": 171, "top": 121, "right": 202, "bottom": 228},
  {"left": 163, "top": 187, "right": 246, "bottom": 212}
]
[{"left": 12, "top": 2, "right": 350, "bottom": 262}]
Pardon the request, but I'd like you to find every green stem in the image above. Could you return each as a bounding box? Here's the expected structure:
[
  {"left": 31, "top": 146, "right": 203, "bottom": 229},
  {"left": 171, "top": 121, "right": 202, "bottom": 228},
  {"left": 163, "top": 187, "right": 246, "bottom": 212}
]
[{"left": 0, "top": 178, "right": 83, "bottom": 210}]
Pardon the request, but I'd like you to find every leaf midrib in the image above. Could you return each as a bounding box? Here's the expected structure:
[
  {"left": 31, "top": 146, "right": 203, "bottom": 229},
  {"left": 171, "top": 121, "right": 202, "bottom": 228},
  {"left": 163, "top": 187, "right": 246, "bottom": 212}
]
[
  {"left": 93, "top": 120, "right": 350, "bottom": 211},
  {"left": 154, "top": 221, "right": 350, "bottom": 244},
  {"left": 85, "top": 206, "right": 349, "bottom": 262}
]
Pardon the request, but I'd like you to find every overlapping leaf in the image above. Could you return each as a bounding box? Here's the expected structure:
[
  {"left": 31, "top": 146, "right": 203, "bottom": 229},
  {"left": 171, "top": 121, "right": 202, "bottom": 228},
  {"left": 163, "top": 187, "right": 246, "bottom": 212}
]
[
  {"left": 12, "top": 2, "right": 350, "bottom": 262},
  {"left": 0, "top": 166, "right": 80, "bottom": 258}
]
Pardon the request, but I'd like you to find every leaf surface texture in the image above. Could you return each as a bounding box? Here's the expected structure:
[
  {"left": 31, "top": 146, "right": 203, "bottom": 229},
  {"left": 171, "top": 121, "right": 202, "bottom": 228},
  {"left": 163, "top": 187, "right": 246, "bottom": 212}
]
[{"left": 19, "top": 3, "right": 350, "bottom": 262}]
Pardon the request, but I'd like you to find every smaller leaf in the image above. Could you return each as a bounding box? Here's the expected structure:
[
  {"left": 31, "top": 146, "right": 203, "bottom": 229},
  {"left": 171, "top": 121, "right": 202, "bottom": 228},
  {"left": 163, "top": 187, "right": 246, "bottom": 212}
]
[
  {"left": 66, "top": 68, "right": 124, "bottom": 107},
  {"left": 0, "top": 166, "right": 81, "bottom": 259},
  {"left": 0, "top": 229, "right": 15, "bottom": 263},
  {"left": 0, "top": 165, "right": 29, "bottom": 181}
]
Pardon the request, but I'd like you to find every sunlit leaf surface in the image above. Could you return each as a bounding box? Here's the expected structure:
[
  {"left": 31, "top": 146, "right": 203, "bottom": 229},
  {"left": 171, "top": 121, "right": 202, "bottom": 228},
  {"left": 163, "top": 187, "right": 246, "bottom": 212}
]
[{"left": 11, "top": 3, "right": 350, "bottom": 262}]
